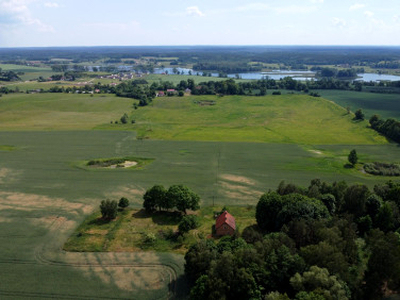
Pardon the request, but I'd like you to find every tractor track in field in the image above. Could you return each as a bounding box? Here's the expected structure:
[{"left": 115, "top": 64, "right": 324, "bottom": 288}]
[{"left": 1, "top": 215, "right": 180, "bottom": 300}]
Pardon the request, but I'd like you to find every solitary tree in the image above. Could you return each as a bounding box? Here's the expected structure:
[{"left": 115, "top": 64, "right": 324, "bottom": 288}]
[
  {"left": 354, "top": 109, "right": 365, "bottom": 121},
  {"left": 100, "top": 199, "right": 118, "bottom": 220},
  {"left": 118, "top": 197, "right": 129, "bottom": 209},
  {"left": 348, "top": 149, "right": 358, "bottom": 166}
]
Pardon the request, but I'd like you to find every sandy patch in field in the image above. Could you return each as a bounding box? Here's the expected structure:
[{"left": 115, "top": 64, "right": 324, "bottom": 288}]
[
  {"left": 309, "top": 150, "right": 323, "bottom": 155},
  {"left": 220, "top": 174, "right": 257, "bottom": 186},
  {"left": 81, "top": 266, "right": 165, "bottom": 291},
  {"left": 220, "top": 181, "right": 263, "bottom": 201},
  {"left": 106, "top": 185, "right": 146, "bottom": 205},
  {"left": 0, "top": 192, "right": 93, "bottom": 216},
  {"left": 0, "top": 168, "right": 20, "bottom": 184},
  {"left": 108, "top": 161, "right": 138, "bottom": 169},
  {"left": 0, "top": 217, "right": 13, "bottom": 223}
]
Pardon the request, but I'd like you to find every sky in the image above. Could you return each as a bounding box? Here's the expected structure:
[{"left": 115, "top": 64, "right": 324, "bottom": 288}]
[{"left": 1, "top": 0, "right": 400, "bottom": 47}]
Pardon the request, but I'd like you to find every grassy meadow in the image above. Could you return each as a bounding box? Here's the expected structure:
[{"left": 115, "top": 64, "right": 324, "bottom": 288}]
[
  {"left": 101, "top": 94, "right": 387, "bottom": 145},
  {"left": 1, "top": 90, "right": 400, "bottom": 299}
]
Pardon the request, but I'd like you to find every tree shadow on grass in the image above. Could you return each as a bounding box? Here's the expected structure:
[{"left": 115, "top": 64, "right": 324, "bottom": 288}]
[
  {"left": 88, "top": 217, "right": 112, "bottom": 226},
  {"left": 170, "top": 274, "right": 190, "bottom": 299},
  {"left": 344, "top": 163, "right": 355, "bottom": 169},
  {"left": 152, "top": 211, "right": 182, "bottom": 225},
  {"left": 132, "top": 209, "right": 151, "bottom": 219}
]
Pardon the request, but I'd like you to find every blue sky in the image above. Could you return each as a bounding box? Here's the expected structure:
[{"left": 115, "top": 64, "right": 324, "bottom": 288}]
[{"left": 1, "top": 0, "right": 400, "bottom": 47}]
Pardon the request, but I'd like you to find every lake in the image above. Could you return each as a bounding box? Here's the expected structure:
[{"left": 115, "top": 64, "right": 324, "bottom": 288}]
[{"left": 154, "top": 67, "right": 400, "bottom": 82}]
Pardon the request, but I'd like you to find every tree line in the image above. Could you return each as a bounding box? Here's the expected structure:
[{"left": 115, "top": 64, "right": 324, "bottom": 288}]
[
  {"left": 369, "top": 114, "right": 400, "bottom": 144},
  {"left": 185, "top": 179, "right": 400, "bottom": 299}
]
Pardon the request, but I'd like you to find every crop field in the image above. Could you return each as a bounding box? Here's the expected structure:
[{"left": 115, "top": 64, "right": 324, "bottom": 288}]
[
  {"left": 317, "top": 89, "right": 400, "bottom": 119},
  {"left": 1, "top": 91, "right": 400, "bottom": 299},
  {"left": 0, "top": 93, "right": 134, "bottom": 130}
]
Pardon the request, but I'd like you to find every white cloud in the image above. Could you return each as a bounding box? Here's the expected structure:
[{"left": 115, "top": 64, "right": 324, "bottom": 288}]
[
  {"left": 349, "top": 3, "right": 365, "bottom": 11},
  {"left": 332, "top": 17, "right": 347, "bottom": 28},
  {"left": 394, "top": 15, "right": 400, "bottom": 23},
  {"left": 186, "top": 6, "right": 205, "bottom": 17},
  {"left": 44, "top": 2, "right": 59, "bottom": 8},
  {"left": 0, "top": 0, "right": 54, "bottom": 32},
  {"left": 364, "top": 11, "right": 374, "bottom": 18},
  {"left": 310, "top": 0, "right": 324, "bottom": 3}
]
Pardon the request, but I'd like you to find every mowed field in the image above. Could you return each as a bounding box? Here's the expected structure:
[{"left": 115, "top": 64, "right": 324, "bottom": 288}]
[{"left": 1, "top": 92, "right": 400, "bottom": 299}]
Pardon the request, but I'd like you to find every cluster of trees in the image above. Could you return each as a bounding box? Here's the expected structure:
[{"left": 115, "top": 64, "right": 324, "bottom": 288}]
[
  {"left": 193, "top": 62, "right": 262, "bottom": 73},
  {"left": 314, "top": 67, "right": 361, "bottom": 79},
  {"left": 143, "top": 184, "right": 200, "bottom": 214},
  {"left": 114, "top": 81, "right": 155, "bottom": 106},
  {"left": 185, "top": 179, "right": 400, "bottom": 299},
  {"left": 99, "top": 197, "right": 130, "bottom": 220},
  {"left": 369, "top": 114, "right": 400, "bottom": 143},
  {"left": 0, "top": 68, "right": 21, "bottom": 81}
]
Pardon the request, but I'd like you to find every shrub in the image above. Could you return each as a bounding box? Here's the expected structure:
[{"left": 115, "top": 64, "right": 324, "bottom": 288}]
[
  {"left": 100, "top": 199, "right": 118, "bottom": 220},
  {"left": 178, "top": 215, "right": 199, "bottom": 234},
  {"left": 118, "top": 197, "right": 129, "bottom": 209},
  {"left": 363, "top": 162, "right": 400, "bottom": 176}
]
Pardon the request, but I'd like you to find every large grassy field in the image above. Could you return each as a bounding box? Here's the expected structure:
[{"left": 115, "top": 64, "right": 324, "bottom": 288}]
[
  {"left": 100, "top": 94, "right": 387, "bottom": 145},
  {"left": 0, "top": 93, "right": 133, "bottom": 130},
  {"left": 0, "top": 91, "right": 399, "bottom": 299}
]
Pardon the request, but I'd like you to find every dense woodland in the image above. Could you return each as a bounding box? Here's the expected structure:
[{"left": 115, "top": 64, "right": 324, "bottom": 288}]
[
  {"left": 185, "top": 179, "right": 400, "bottom": 300},
  {"left": 2, "top": 46, "right": 400, "bottom": 70}
]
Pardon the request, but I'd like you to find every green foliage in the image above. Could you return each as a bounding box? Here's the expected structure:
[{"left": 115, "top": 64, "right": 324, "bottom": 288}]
[
  {"left": 120, "top": 113, "right": 129, "bottom": 124},
  {"left": 364, "top": 230, "right": 400, "bottom": 299},
  {"left": 143, "top": 185, "right": 167, "bottom": 213},
  {"left": 347, "top": 149, "right": 358, "bottom": 166},
  {"left": 290, "top": 266, "right": 350, "bottom": 300},
  {"left": 118, "top": 197, "right": 129, "bottom": 209},
  {"left": 178, "top": 215, "right": 199, "bottom": 234},
  {"left": 342, "top": 184, "right": 370, "bottom": 218},
  {"left": 363, "top": 162, "right": 400, "bottom": 176},
  {"left": 256, "top": 192, "right": 329, "bottom": 232},
  {"left": 166, "top": 185, "right": 200, "bottom": 214},
  {"left": 353, "top": 109, "right": 365, "bottom": 121},
  {"left": 256, "top": 192, "right": 283, "bottom": 231},
  {"left": 100, "top": 199, "right": 118, "bottom": 220}
]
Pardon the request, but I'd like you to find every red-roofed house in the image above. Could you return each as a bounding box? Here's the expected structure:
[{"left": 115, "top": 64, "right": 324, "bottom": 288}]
[{"left": 215, "top": 211, "right": 236, "bottom": 236}]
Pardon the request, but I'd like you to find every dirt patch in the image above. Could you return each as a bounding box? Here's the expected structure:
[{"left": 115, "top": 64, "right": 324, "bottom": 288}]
[
  {"left": 220, "top": 174, "right": 257, "bottom": 186},
  {"left": 106, "top": 185, "right": 146, "bottom": 205},
  {"left": 108, "top": 161, "right": 138, "bottom": 169},
  {"left": 81, "top": 265, "right": 165, "bottom": 291},
  {"left": 0, "top": 168, "right": 20, "bottom": 184},
  {"left": 0, "top": 191, "right": 93, "bottom": 216},
  {"left": 309, "top": 150, "right": 322, "bottom": 155},
  {"left": 219, "top": 181, "right": 263, "bottom": 202}
]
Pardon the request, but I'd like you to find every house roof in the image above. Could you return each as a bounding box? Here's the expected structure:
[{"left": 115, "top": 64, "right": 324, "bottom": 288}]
[{"left": 215, "top": 211, "right": 236, "bottom": 230}]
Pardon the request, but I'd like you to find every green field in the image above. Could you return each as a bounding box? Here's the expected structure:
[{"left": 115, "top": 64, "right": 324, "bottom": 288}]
[
  {"left": 317, "top": 90, "right": 400, "bottom": 119},
  {"left": 102, "top": 94, "right": 387, "bottom": 145},
  {"left": 1, "top": 91, "right": 400, "bottom": 299},
  {"left": 0, "top": 93, "right": 133, "bottom": 130}
]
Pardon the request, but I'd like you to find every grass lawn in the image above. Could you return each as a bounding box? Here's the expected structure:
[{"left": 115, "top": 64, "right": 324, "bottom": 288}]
[{"left": 64, "top": 206, "right": 257, "bottom": 254}]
